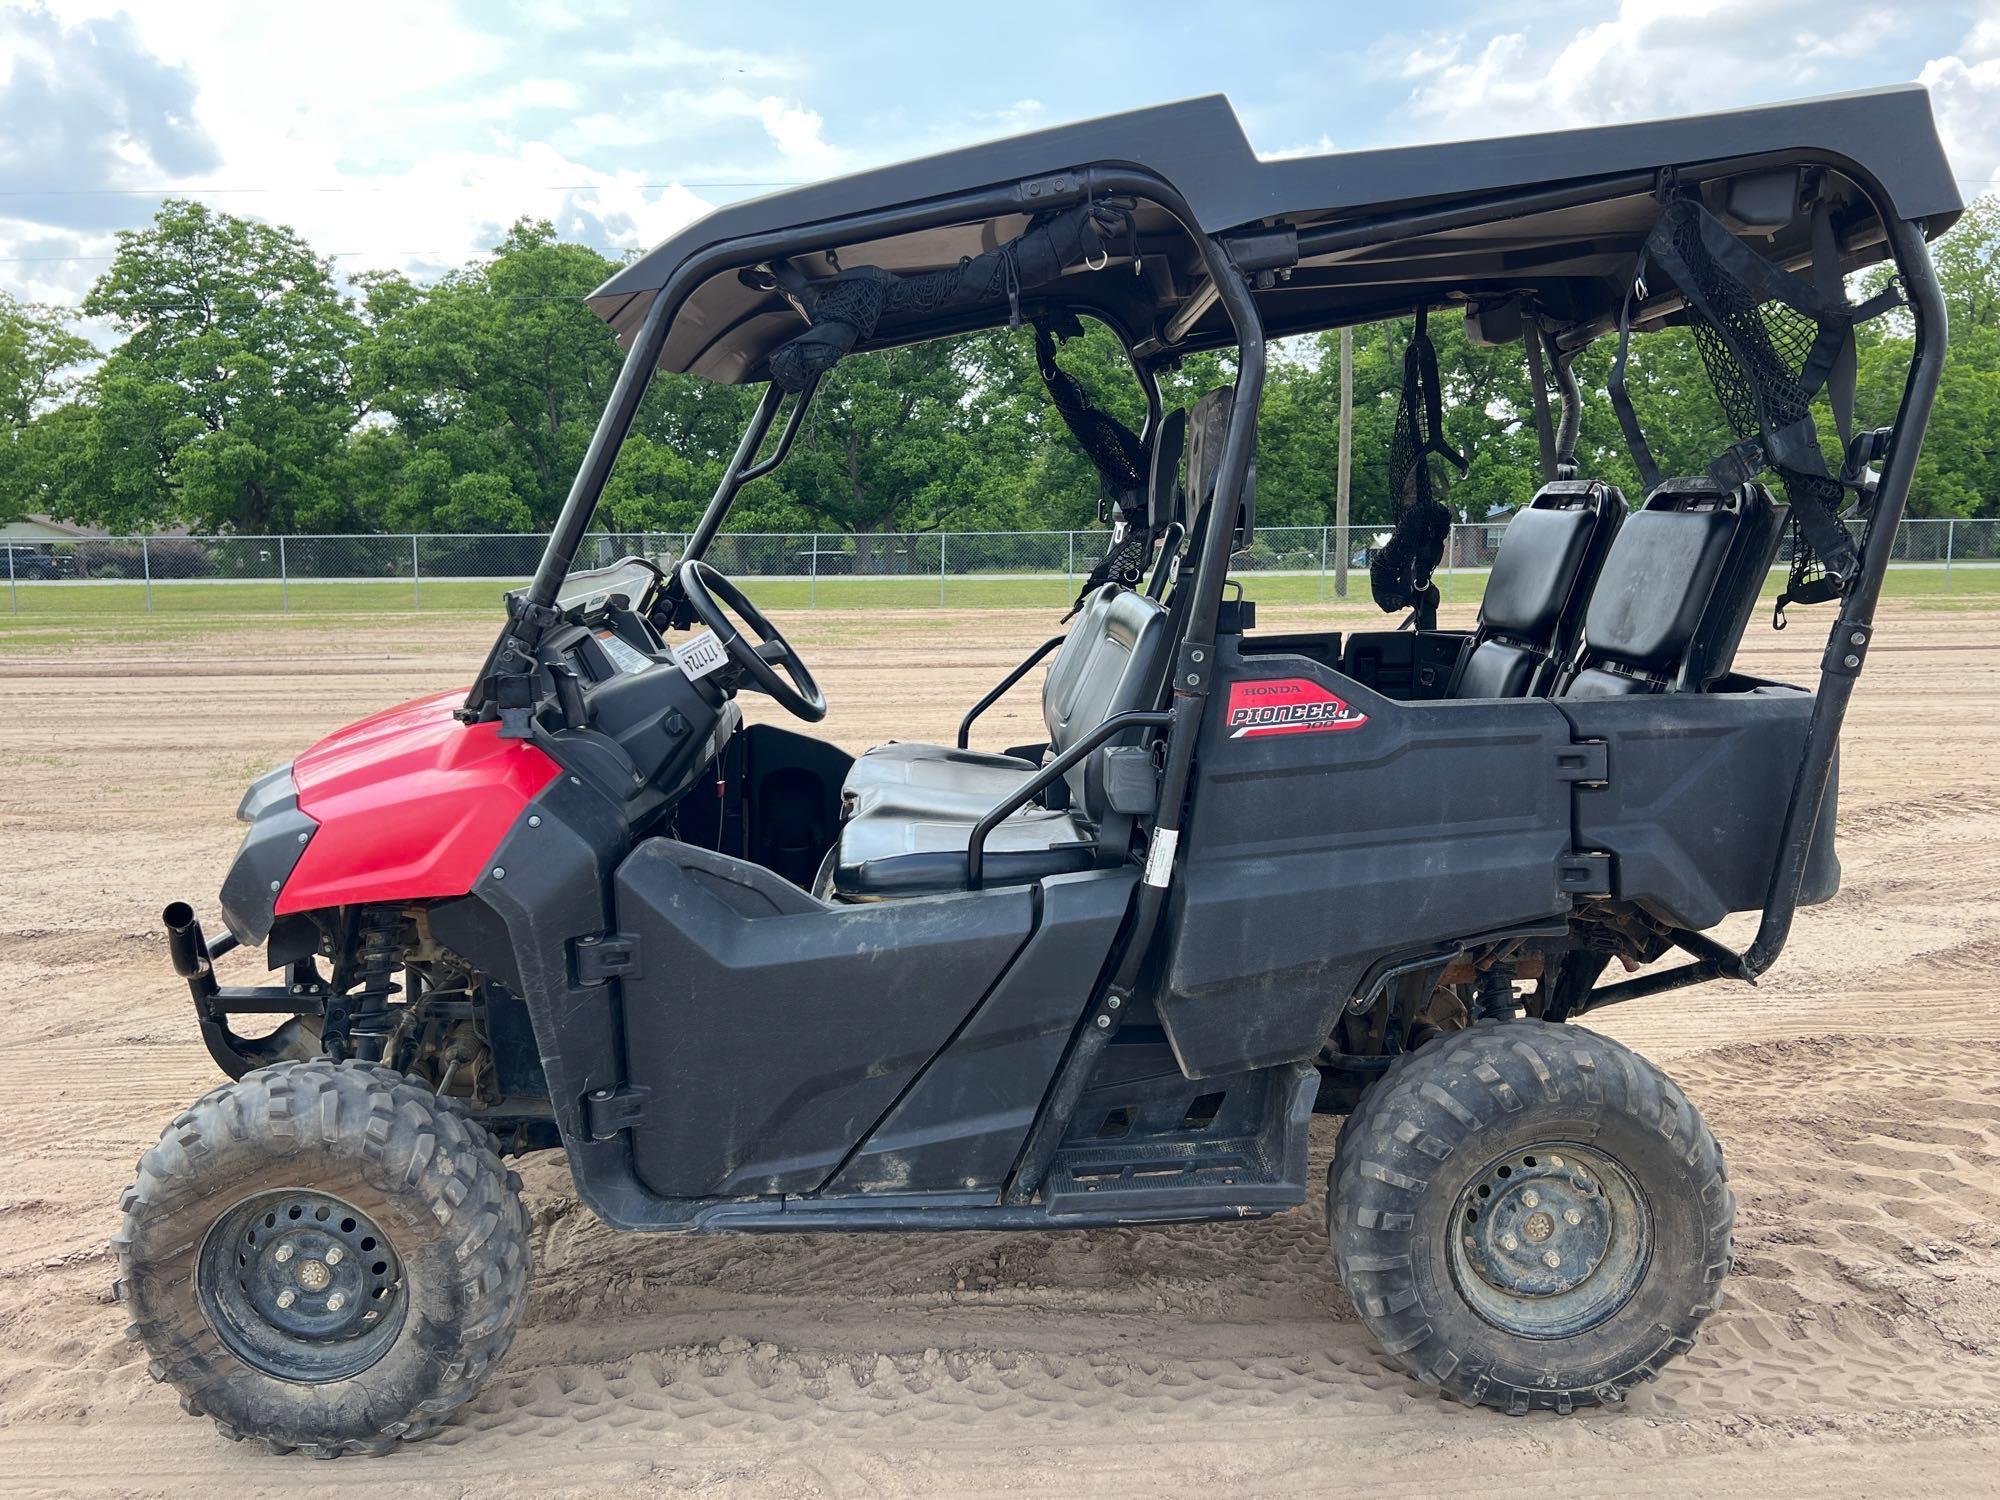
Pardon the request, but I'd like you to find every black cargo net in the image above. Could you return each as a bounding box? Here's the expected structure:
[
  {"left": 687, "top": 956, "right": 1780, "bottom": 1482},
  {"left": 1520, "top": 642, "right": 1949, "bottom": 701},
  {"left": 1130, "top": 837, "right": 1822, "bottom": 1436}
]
[
  {"left": 1031, "top": 315, "right": 1157, "bottom": 617},
  {"left": 1371, "top": 307, "right": 1467, "bottom": 630},
  {"left": 1034, "top": 316, "right": 1145, "bottom": 496},
  {"left": 763, "top": 200, "right": 1134, "bottom": 392},
  {"left": 1610, "top": 183, "right": 1901, "bottom": 622}
]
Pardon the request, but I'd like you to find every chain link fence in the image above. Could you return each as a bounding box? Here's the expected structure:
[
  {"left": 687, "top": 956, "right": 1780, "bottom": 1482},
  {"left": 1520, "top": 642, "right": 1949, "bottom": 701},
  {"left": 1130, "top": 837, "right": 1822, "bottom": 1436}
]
[{"left": 5, "top": 518, "right": 1998, "bottom": 617}]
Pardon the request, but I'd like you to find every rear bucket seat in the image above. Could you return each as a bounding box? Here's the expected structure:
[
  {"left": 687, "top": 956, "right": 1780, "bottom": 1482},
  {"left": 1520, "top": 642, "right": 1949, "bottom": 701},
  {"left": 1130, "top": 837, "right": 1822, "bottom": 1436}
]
[
  {"left": 1450, "top": 479, "right": 1624, "bottom": 698},
  {"left": 1563, "top": 478, "right": 1786, "bottom": 697}
]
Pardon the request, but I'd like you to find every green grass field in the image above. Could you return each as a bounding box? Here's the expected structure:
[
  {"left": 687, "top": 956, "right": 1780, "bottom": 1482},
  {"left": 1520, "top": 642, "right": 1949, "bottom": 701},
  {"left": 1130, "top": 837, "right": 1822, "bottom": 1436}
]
[{"left": 2, "top": 562, "right": 1996, "bottom": 631}]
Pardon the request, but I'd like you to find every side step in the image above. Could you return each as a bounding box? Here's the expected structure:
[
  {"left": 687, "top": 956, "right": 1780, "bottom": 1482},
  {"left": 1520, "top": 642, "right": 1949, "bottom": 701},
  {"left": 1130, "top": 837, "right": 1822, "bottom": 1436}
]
[{"left": 1043, "top": 1059, "right": 1317, "bottom": 1218}]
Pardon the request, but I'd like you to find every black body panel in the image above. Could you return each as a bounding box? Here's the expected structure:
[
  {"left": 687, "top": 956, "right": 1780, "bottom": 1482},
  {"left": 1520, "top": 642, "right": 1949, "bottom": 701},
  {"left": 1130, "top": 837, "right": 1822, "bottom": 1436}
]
[
  {"left": 1339, "top": 630, "right": 1467, "bottom": 700},
  {"left": 1559, "top": 681, "right": 1839, "bottom": 929},
  {"left": 825, "top": 868, "right": 1136, "bottom": 1194},
  {"left": 218, "top": 764, "right": 317, "bottom": 945},
  {"left": 613, "top": 841, "right": 1034, "bottom": 1197},
  {"left": 430, "top": 772, "right": 646, "bottom": 1217},
  {"left": 1157, "top": 639, "right": 1574, "bottom": 1078}
]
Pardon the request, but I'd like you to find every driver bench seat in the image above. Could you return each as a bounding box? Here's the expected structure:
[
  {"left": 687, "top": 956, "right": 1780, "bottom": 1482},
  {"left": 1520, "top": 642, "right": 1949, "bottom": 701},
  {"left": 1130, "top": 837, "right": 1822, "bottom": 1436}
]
[
  {"left": 830, "top": 585, "right": 1170, "bottom": 900},
  {"left": 840, "top": 582, "right": 1163, "bottom": 816}
]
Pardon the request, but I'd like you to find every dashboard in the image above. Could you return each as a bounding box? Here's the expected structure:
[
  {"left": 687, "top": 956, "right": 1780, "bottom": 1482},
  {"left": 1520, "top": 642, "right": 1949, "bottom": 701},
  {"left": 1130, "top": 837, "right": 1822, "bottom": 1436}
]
[{"left": 533, "top": 556, "right": 739, "bottom": 816}]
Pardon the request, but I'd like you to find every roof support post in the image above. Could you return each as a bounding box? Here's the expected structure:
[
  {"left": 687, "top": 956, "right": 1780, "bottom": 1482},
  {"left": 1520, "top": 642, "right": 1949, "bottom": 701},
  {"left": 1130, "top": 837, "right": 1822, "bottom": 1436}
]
[{"left": 1740, "top": 206, "right": 1947, "bottom": 978}]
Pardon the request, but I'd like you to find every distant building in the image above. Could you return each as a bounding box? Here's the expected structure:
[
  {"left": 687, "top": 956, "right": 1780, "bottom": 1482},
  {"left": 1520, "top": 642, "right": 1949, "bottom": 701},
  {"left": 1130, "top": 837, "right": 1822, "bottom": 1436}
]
[{"left": 1, "top": 514, "right": 104, "bottom": 542}]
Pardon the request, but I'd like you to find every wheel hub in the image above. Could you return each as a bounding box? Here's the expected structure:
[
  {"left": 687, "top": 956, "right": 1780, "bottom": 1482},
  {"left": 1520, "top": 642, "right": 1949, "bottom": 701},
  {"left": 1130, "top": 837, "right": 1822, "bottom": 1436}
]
[
  {"left": 1449, "top": 1142, "right": 1653, "bottom": 1340},
  {"left": 1461, "top": 1153, "right": 1613, "bottom": 1297},
  {"left": 197, "top": 1190, "right": 406, "bottom": 1382}
]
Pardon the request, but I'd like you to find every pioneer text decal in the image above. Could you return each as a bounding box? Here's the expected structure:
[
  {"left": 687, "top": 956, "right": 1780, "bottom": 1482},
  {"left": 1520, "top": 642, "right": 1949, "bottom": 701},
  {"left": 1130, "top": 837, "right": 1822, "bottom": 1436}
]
[{"left": 1224, "top": 678, "right": 1369, "bottom": 738}]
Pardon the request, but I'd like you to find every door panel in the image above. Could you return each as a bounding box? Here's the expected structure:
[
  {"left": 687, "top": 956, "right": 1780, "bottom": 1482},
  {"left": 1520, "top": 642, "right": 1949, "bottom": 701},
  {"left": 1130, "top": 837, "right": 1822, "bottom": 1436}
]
[
  {"left": 614, "top": 841, "right": 1032, "bottom": 1198},
  {"left": 1156, "top": 638, "right": 1573, "bottom": 1077}
]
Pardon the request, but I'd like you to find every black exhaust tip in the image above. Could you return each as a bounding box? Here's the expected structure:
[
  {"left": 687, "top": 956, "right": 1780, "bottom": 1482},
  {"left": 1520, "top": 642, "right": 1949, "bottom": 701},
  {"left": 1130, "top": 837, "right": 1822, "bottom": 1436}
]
[{"left": 163, "top": 902, "right": 206, "bottom": 979}]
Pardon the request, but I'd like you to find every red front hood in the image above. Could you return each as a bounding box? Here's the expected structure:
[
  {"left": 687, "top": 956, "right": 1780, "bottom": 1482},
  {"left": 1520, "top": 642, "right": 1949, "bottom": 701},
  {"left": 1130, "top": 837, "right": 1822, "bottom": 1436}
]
[{"left": 277, "top": 690, "right": 561, "bottom": 915}]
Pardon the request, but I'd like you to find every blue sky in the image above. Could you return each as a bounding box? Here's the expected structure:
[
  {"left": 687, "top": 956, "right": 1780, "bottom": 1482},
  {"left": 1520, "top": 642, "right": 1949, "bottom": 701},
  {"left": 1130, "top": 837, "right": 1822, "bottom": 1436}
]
[{"left": 3, "top": 0, "right": 1997, "bottom": 309}]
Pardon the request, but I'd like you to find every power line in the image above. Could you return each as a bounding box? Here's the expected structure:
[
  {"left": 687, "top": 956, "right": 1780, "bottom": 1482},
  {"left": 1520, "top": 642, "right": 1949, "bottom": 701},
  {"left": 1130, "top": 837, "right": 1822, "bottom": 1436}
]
[{"left": 0, "top": 180, "right": 808, "bottom": 197}]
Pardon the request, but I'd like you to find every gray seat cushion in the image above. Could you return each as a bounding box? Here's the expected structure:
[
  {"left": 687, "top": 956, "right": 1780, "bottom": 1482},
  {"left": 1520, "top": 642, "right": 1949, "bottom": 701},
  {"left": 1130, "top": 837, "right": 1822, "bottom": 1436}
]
[
  {"left": 833, "top": 804, "right": 1094, "bottom": 900},
  {"left": 840, "top": 741, "right": 1039, "bottom": 818}
]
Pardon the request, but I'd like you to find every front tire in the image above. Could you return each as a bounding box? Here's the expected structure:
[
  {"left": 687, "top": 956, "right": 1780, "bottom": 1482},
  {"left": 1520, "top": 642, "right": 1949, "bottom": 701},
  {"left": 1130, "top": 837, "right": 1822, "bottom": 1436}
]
[
  {"left": 113, "top": 1059, "right": 531, "bottom": 1456},
  {"left": 1329, "top": 1019, "right": 1732, "bottom": 1414}
]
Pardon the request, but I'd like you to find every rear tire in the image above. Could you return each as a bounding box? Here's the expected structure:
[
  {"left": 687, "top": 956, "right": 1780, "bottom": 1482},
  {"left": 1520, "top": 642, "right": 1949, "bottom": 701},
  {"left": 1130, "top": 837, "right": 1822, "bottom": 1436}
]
[
  {"left": 1329, "top": 1019, "right": 1732, "bottom": 1414},
  {"left": 113, "top": 1059, "right": 531, "bottom": 1456}
]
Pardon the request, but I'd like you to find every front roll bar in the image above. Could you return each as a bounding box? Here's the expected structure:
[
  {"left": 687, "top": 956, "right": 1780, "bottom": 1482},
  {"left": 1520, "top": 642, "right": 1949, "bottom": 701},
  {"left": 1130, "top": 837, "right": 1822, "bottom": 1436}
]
[{"left": 966, "top": 709, "right": 1171, "bottom": 889}]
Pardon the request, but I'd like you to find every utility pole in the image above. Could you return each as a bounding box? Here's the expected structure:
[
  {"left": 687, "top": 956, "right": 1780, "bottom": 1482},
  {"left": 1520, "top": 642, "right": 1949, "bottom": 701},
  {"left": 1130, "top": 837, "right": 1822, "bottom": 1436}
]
[{"left": 1335, "top": 325, "right": 1353, "bottom": 598}]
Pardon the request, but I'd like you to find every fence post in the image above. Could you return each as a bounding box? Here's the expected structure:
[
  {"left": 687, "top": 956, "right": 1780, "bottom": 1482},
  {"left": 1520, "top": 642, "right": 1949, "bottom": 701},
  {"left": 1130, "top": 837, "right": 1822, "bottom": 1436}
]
[
  {"left": 939, "top": 532, "right": 947, "bottom": 607},
  {"left": 1945, "top": 517, "right": 1955, "bottom": 595},
  {"left": 6, "top": 537, "right": 14, "bottom": 613},
  {"left": 1066, "top": 531, "right": 1075, "bottom": 593},
  {"left": 142, "top": 536, "right": 153, "bottom": 612},
  {"left": 810, "top": 533, "right": 819, "bottom": 608},
  {"left": 1444, "top": 524, "right": 1456, "bottom": 603},
  {"left": 1319, "top": 525, "right": 1329, "bottom": 600},
  {"left": 279, "top": 536, "right": 289, "bottom": 613},
  {"left": 412, "top": 534, "right": 423, "bottom": 610}
]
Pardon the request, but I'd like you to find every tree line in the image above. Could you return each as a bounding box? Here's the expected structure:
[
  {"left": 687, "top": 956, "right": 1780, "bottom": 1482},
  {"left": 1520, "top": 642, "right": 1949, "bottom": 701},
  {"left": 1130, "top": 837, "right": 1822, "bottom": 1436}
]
[{"left": 3, "top": 197, "right": 1997, "bottom": 540}]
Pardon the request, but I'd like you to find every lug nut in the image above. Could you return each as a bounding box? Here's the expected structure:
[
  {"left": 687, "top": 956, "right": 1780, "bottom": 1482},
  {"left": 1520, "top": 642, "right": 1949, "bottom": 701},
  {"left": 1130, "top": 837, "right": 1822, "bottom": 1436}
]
[
  {"left": 1548, "top": 1155, "right": 1565, "bottom": 1169},
  {"left": 276, "top": 1289, "right": 296, "bottom": 1309},
  {"left": 274, "top": 1244, "right": 294, "bottom": 1263},
  {"left": 326, "top": 1292, "right": 345, "bottom": 1312},
  {"left": 1542, "top": 1250, "right": 1561, "bottom": 1270},
  {"left": 324, "top": 1246, "right": 343, "bottom": 1266},
  {"left": 1500, "top": 1233, "right": 1519, "bottom": 1252},
  {"left": 1521, "top": 1189, "right": 1540, "bottom": 1208},
  {"left": 1564, "top": 1208, "right": 1582, "bottom": 1226}
]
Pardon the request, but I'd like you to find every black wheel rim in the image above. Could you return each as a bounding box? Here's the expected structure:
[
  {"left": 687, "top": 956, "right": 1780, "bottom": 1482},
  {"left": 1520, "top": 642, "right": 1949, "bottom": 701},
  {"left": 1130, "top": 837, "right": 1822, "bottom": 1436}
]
[
  {"left": 197, "top": 1189, "right": 407, "bottom": 1383},
  {"left": 1448, "top": 1142, "right": 1652, "bottom": 1340}
]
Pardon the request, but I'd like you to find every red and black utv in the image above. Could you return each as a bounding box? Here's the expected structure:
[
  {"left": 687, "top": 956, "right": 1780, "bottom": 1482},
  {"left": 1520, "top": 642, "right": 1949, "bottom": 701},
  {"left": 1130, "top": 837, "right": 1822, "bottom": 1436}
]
[{"left": 119, "top": 86, "right": 1957, "bottom": 1453}]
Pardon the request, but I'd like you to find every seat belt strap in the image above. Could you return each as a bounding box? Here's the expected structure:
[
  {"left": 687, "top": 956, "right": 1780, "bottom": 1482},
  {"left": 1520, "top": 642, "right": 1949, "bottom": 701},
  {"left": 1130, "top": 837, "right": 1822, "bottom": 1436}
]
[{"left": 1608, "top": 254, "right": 1663, "bottom": 495}]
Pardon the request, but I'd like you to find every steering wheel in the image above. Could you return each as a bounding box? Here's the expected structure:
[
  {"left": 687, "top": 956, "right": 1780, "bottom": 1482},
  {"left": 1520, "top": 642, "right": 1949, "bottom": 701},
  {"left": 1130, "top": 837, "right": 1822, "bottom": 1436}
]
[{"left": 675, "top": 559, "right": 827, "bottom": 722}]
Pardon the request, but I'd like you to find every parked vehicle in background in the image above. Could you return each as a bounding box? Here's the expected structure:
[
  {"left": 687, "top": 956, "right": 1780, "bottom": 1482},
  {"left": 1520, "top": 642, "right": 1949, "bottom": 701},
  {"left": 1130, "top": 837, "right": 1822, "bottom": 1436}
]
[{"left": 1, "top": 542, "right": 77, "bottom": 580}]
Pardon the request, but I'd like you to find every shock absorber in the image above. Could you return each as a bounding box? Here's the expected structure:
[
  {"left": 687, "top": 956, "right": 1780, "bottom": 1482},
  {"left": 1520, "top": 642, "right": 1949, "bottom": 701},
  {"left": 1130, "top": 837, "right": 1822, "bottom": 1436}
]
[
  {"left": 1475, "top": 960, "right": 1519, "bottom": 1022},
  {"left": 344, "top": 908, "right": 403, "bottom": 1063}
]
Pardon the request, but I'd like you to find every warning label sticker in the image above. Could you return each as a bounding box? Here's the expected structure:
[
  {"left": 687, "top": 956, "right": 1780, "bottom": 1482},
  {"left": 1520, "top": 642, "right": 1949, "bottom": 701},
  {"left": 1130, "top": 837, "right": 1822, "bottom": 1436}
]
[{"left": 1224, "top": 678, "right": 1369, "bottom": 739}]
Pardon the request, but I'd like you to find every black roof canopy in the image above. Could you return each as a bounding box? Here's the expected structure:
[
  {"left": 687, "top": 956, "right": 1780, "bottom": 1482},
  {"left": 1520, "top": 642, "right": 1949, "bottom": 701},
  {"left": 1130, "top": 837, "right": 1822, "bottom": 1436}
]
[{"left": 589, "top": 85, "right": 1961, "bottom": 382}]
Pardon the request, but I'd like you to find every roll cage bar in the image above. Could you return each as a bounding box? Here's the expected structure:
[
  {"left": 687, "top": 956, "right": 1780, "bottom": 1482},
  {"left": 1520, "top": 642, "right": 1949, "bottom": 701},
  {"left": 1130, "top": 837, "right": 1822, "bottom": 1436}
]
[{"left": 471, "top": 140, "right": 1947, "bottom": 1001}]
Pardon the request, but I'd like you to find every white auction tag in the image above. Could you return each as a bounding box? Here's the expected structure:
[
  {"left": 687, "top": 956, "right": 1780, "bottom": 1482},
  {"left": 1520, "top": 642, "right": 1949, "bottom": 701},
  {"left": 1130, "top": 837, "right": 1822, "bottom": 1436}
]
[{"left": 675, "top": 630, "right": 730, "bottom": 681}]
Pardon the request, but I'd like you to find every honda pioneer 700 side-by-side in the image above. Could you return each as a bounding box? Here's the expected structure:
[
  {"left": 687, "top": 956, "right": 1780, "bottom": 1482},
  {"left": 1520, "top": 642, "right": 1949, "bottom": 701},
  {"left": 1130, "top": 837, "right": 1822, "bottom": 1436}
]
[{"left": 118, "top": 86, "right": 1957, "bottom": 1454}]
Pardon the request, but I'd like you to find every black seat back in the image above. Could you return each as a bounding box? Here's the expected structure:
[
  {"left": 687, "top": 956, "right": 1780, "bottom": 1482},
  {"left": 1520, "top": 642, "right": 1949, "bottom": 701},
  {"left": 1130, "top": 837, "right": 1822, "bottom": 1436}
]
[
  {"left": 1148, "top": 407, "right": 1187, "bottom": 529},
  {"left": 1451, "top": 480, "right": 1624, "bottom": 698},
  {"left": 1563, "top": 479, "right": 1786, "bottom": 698}
]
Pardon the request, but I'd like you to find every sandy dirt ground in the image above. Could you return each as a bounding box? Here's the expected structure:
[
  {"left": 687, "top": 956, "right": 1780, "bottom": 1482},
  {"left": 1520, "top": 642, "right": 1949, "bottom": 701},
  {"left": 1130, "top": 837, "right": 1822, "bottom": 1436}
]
[{"left": 1, "top": 598, "right": 1997, "bottom": 1497}]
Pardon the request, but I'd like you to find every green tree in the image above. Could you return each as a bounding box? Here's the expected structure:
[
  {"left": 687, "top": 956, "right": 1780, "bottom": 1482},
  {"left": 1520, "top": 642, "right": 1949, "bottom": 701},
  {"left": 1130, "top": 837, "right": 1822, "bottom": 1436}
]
[
  {"left": 354, "top": 220, "right": 629, "bottom": 532},
  {"left": 0, "top": 293, "right": 94, "bottom": 520},
  {"left": 54, "top": 200, "right": 363, "bottom": 533}
]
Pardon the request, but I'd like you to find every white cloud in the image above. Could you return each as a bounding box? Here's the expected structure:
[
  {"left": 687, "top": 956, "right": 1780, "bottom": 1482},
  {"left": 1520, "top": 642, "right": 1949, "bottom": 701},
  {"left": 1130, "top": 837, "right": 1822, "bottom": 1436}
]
[
  {"left": 1397, "top": 1, "right": 1924, "bottom": 141},
  {"left": 1921, "top": 2, "right": 2000, "bottom": 190},
  {"left": 0, "top": 0, "right": 850, "bottom": 303},
  {"left": 757, "top": 97, "right": 847, "bottom": 174},
  {"left": 1261, "top": 134, "right": 1340, "bottom": 162}
]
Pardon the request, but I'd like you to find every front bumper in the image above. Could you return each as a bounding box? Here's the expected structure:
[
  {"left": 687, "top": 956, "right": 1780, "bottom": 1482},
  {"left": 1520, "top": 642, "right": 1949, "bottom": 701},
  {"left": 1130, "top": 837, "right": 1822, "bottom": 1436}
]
[
  {"left": 169, "top": 761, "right": 325, "bottom": 1079},
  {"left": 164, "top": 901, "right": 326, "bottom": 1080}
]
